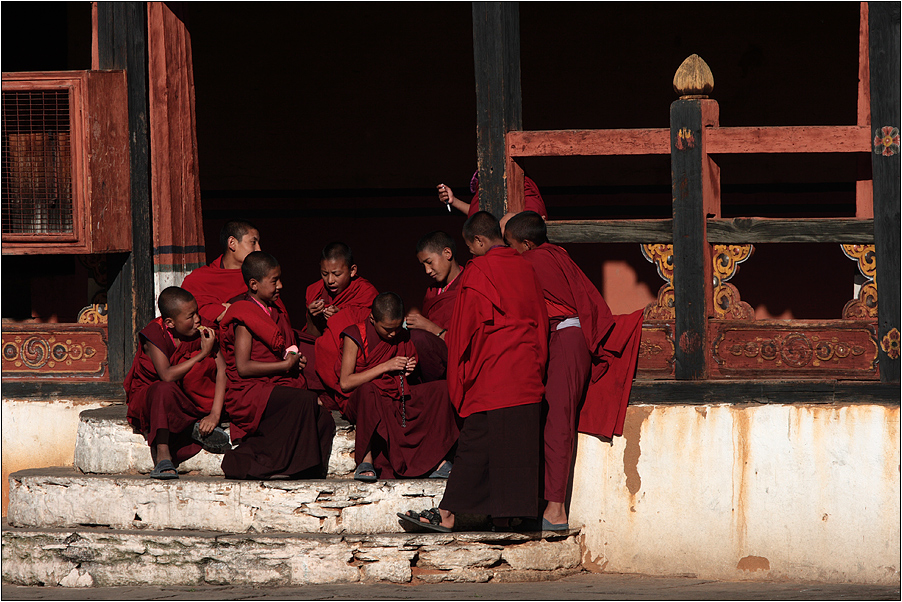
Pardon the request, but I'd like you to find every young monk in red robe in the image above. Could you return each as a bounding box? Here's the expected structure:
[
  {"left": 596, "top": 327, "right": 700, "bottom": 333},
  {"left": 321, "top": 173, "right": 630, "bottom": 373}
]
[
  {"left": 181, "top": 220, "right": 261, "bottom": 324},
  {"left": 437, "top": 171, "right": 548, "bottom": 219},
  {"left": 219, "top": 251, "right": 335, "bottom": 480},
  {"left": 125, "top": 287, "right": 230, "bottom": 480},
  {"left": 404, "top": 231, "right": 464, "bottom": 382},
  {"left": 505, "top": 211, "right": 644, "bottom": 530},
  {"left": 338, "top": 292, "right": 459, "bottom": 482},
  {"left": 306, "top": 242, "right": 379, "bottom": 411},
  {"left": 399, "top": 212, "right": 548, "bottom": 532}
]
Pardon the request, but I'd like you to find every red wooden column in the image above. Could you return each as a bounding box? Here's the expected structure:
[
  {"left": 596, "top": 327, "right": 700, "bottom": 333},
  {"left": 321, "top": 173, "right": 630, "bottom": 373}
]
[{"left": 670, "top": 55, "right": 718, "bottom": 380}]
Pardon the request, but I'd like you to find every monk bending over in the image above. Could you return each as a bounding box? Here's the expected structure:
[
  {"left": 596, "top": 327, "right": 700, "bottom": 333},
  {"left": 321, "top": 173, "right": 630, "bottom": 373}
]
[
  {"left": 340, "top": 292, "right": 459, "bottom": 482},
  {"left": 219, "top": 251, "right": 335, "bottom": 480},
  {"left": 125, "top": 287, "right": 230, "bottom": 479}
]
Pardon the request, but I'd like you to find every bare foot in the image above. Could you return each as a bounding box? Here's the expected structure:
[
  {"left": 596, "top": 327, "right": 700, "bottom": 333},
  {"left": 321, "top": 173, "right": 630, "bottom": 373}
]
[{"left": 543, "top": 501, "right": 568, "bottom": 526}]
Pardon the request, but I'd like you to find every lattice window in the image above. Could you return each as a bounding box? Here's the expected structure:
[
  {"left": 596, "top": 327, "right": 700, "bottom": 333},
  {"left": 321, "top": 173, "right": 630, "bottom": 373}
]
[{"left": 2, "top": 88, "right": 74, "bottom": 235}]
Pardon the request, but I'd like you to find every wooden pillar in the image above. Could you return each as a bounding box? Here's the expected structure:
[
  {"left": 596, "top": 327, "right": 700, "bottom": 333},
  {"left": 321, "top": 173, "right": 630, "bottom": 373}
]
[
  {"left": 670, "top": 55, "right": 717, "bottom": 380},
  {"left": 95, "top": 1, "right": 154, "bottom": 381},
  {"left": 868, "top": 2, "right": 901, "bottom": 383},
  {"left": 472, "top": 2, "right": 522, "bottom": 219}
]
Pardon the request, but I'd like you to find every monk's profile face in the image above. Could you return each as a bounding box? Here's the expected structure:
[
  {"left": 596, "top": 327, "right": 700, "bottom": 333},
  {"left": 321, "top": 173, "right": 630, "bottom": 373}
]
[
  {"left": 165, "top": 299, "right": 201, "bottom": 339},
  {"left": 320, "top": 258, "right": 357, "bottom": 296},
  {"left": 231, "top": 229, "right": 261, "bottom": 264},
  {"left": 372, "top": 316, "right": 404, "bottom": 342},
  {"left": 252, "top": 266, "right": 283, "bottom": 304},
  {"left": 416, "top": 248, "right": 454, "bottom": 284},
  {"left": 505, "top": 235, "right": 530, "bottom": 255}
]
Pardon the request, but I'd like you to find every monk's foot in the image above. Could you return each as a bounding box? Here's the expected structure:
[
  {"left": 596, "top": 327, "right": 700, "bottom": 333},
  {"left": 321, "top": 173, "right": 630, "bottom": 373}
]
[
  {"left": 543, "top": 501, "right": 568, "bottom": 527},
  {"left": 398, "top": 508, "right": 453, "bottom": 532}
]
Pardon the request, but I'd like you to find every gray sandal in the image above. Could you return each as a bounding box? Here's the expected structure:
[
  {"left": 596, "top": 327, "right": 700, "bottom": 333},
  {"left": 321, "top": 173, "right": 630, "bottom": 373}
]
[{"left": 150, "top": 459, "right": 179, "bottom": 480}]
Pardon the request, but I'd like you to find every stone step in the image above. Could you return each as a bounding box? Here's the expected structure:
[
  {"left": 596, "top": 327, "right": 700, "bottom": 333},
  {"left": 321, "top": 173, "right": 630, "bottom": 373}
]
[
  {"left": 1, "top": 522, "right": 583, "bottom": 587},
  {"left": 74, "top": 405, "right": 355, "bottom": 478},
  {"left": 8, "top": 467, "right": 482, "bottom": 535}
]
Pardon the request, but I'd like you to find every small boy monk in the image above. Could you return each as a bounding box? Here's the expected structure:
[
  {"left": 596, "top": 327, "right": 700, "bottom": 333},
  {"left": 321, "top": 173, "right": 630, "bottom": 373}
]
[
  {"left": 181, "top": 220, "right": 261, "bottom": 324},
  {"left": 339, "top": 292, "right": 459, "bottom": 482},
  {"left": 124, "top": 286, "right": 230, "bottom": 480},
  {"left": 437, "top": 170, "right": 548, "bottom": 219},
  {"left": 400, "top": 211, "right": 548, "bottom": 532},
  {"left": 307, "top": 242, "right": 379, "bottom": 409},
  {"left": 219, "top": 251, "right": 335, "bottom": 480},
  {"left": 505, "top": 210, "right": 644, "bottom": 530},
  {"left": 405, "top": 231, "right": 464, "bottom": 381}
]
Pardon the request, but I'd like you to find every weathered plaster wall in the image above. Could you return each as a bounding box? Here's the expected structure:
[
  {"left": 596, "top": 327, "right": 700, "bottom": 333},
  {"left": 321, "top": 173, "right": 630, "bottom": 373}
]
[
  {"left": 571, "top": 403, "right": 901, "bottom": 585},
  {"left": 1, "top": 398, "right": 109, "bottom": 516}
]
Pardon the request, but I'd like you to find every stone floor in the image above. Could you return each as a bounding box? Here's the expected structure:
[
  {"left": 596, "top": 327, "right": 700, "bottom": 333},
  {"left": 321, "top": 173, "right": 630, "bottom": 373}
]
[{"left": 3, "top": 571, "right": 900, "bottom": 600}]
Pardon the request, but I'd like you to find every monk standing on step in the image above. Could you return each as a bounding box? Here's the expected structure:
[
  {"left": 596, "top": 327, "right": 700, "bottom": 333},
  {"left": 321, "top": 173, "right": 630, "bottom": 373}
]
[
  {"left": 505, "top": 211, "right": 644, "bottom": 530},
  {"left": 400, "top": 211, "right": 548, "bottom": 532}
]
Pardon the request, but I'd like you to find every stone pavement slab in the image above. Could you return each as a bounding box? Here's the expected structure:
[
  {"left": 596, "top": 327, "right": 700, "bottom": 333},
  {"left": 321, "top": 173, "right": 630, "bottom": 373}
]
[{"left": 3, "top": 571, "right": 900, "bottom": 600}]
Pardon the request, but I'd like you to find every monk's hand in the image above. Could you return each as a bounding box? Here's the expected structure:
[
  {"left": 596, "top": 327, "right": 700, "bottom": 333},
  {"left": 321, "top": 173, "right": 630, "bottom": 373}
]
[
  {"left": 198, "top": 326, "right": 216, "bottom": 356},
  {"left": 285, "top": 351, "right": 301, "bottom": 372},
  {"left": 405, "top": 312, "right": 437, "bottom": 333},
  {"left": 197, "top": 413, "right": 219, "bottom": 438},
  {"left": 216, "top": 303, "right": 230, "bottom": 323},
  {"left": 308, "top": 299, "right": 326, "bottom": 316},
  {"left": 297, "top": 353, "right": 308, "bottom": 370},
  {"left": 383, "top": 356, "right": 409, "bottom": 374},
  {"left": 437, "top": 183, "right": 456, "bottom": 208},
  {"left": 405, "top": 357, "right": 417, "bottom": 374},
  {"left": 323, "top": 305, "right": 340, "bottom": 320}
]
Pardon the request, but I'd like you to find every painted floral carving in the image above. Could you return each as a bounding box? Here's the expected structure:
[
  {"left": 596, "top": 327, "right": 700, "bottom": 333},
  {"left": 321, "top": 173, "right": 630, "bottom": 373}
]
[
  {"left": 676, "top": 128, "right": 696, "bottom": 150},
  {"left": 873, "top": 126, "right": 900, "bottom": 157},
  {"left": 882, "top": 328, "right": 900, "bottom": 360},
  {"left": 641, "top": 244, "right": 675, "bottom": 320}
]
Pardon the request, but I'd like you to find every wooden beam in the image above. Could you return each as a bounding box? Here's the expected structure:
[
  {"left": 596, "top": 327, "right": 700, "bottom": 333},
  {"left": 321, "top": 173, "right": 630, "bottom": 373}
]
[
  {"left": 627, "top": 380, "right": 900, "bottom": 405},
  {"left": 95, "top": 2, "right": 154, "bottom": 381},
  {"left": 707, "top": 218, "right": 875, "bottom": 243},
  {"left": 472, "top": 2, "right": 521, "bottom": 218},
  {"left": 507, "top": 129, "right": 670, "bottom": 157},
  {"left": 671, "top": 99, "right": 717, "bottom": 380},
  {"left": 706, "top": 126, "right": 871, "bottom": 154},
  {"left": 869, "top": 1, "right": 901, "bottom": 383},
  {"left": 546, "top": 219, "right": 673, "bottom": 244}
]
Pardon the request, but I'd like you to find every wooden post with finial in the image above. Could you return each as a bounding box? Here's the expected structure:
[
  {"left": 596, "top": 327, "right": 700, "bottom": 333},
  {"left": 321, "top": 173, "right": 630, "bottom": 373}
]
[{"left": 671, "top": 54, "right": 720, "bottom": 380}]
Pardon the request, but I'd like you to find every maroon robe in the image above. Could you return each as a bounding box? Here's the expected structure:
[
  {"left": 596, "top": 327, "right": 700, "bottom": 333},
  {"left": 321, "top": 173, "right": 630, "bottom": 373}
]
[
  {"left": 409, "top": 267, "right": 464, "bottom": 382},
  {"left": 522, "top": 243, "right": 643, "bottom": 440},
  {"left": 181, "top": 255, "right": 245, "bottom": 324},
  {"left": 219, "top": 294, "right": 335, "bottom": 479},
  {"left": 440, "top": 246, "right": 548, "bottom": 519},
  {"left": 307, "top": 277, "right": 379, "bottom": 410},
  {"left": 124, "top": 317, "right": 218, "bottom": 464},
  {"left": 341, "top": 321, "right": 459, "bottom": 478},
  {"left": 468, "top": 176, "right": 548, "bottom": 218}
]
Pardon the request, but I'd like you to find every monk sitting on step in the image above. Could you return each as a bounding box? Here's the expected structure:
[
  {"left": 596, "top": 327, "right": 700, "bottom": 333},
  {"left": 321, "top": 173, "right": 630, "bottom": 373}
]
[
  {"left": 125, "top": 286, "right": 230, "bottom": 480},
  {"left": 219, "top": 251, "right": 335, "bottom": 480},
  {"left": 339, "top": 292, "right": 459, "bottom": 482}
]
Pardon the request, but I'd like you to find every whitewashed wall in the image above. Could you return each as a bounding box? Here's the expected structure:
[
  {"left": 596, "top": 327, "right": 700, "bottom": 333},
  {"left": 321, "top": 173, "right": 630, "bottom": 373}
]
[{"left": 570, "top": 403, "right": 901, "bottom": 585}]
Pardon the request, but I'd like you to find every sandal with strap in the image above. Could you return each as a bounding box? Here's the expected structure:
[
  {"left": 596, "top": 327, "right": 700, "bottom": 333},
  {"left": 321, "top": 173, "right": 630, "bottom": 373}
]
[
  {"left": 354, "top": 462, "right": 378, "bottom": 483},
  {"left": 150, "top": 458, "right": 179, "bottom": 480},
  {"left": 397, "top": 508, "right": 452, "bottom": 532}
]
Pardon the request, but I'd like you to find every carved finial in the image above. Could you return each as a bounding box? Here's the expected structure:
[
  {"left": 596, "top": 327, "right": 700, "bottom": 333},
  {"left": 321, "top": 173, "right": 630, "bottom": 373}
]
[{"left": 673, "top": 54, "right": 714, "bottom": 99}]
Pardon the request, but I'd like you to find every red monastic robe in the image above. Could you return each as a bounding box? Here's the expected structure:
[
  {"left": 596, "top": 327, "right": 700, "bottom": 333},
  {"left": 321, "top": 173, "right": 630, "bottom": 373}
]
[
  {"left": 523, "top": 243, "right": 644, "bottom": 439},
  {"left": 307, "top": 277, "right": 379, "bottom": 404},
  {"left": 181, "top": 255, "right": 246, "bottom": 324},
  {"left": 446, "top": 246, "right": 549, "bottom": 418},
  {"left": 468, "top": 176, "right": 548, "bottom": 218},
  {"left": 124, "top": 317, "right": 218, "bottom": 463},
  {"left": 421, "top": 267, "right": 463, "bottom": 329},
  {"left": 219, "top": 294, "right": 303, "bottom": 441},
  {"left": 408, "top": 268, "right": 464, "bottom": 382},
  {"left": 341, "top": 321, "right": 459, "bottom": 478}
]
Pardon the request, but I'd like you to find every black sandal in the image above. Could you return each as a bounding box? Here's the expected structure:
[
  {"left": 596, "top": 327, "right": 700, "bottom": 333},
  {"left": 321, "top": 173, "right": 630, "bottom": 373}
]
[{"left": 397, "top": 508, "right": 452, "bottom": 532}]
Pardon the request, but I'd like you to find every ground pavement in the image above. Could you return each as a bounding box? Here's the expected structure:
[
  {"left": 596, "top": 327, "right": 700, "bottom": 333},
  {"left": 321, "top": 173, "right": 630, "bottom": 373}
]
[{"left": 3, "top": 571, "right": 900, "bottom": 601}]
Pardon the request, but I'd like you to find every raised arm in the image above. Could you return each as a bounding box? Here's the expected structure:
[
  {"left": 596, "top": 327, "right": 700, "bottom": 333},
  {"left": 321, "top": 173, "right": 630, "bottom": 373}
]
[
  {"left": 338, "top": 335, "right": 409, "bottom": 394},
  {"left": 437, "top": 183, "right": 471, "bottom": 216},
  {"left": 145, "top": 327, "right": 215, "bottom": 383}
]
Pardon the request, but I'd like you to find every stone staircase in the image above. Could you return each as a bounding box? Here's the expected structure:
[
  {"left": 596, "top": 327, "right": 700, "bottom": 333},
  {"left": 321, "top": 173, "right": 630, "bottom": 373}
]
[{"left": 3, "top": 405, "right": 584, "bottom": 588}]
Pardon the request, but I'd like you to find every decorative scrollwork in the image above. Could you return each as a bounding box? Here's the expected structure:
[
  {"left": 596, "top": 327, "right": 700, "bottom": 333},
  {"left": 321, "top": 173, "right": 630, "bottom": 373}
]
[
  {"left": 77, "top": 304, "right": 109, "bottom": 325},
  {"left": 841, "top": 244, "right": 877, "bottom": 319},
  {"left": 641, "top": 244, "right": 675, "bottom": 320},
  {"left": 712, "top": 244, "right": 754, "bottom": 319}
]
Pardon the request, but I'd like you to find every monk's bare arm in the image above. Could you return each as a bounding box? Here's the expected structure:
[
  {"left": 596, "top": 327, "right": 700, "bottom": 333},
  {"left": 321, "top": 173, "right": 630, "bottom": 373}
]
[
  {"left": 197, "top": 353, "right": 227, "bottom": 437},
  {"left": 404, "top": 311, "right": 442, "bottom": 336},
  {"left": 437, "top": 183, "right": 470, "bottom": 215},
  {"left": 146, "top": 328, "right": 214, "bottom": 383},
  {"left": 305, "top": 308, "right": 323, "bottom": 337},
  {"left": 339, "top": 336, "right": 409, "bottom": 394},
  {"left": 234, "top": 324, "right": 298, "bottom": 377}
]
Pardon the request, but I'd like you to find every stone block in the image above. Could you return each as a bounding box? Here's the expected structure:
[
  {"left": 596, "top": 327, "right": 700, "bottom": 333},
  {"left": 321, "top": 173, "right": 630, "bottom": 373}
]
[
  {"left": 502, "top": 538, "right": 582, "bottom": 571},
  {"left": 418, "top": 544, "right": 502, "bottom": 569}
]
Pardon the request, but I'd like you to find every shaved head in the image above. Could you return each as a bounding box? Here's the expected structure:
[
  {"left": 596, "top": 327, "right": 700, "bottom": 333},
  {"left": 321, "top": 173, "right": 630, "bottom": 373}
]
[
  {"left": 371, "top": 292, "right": 404, "bottom": 322},
  {"left": 504, "top": 211, "right": 548, "bottom": 245},
  {"left": 462, "top": 211, "right": 503, "bottom": 243}
]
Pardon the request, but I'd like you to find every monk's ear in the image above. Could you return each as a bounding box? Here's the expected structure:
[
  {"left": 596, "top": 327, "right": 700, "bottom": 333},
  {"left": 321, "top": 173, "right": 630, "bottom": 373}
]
[
  {"left": 163, "top": 317, "right": 176, "bottom": 331},
  {"left": 248, "top": 277, "right": 259, "bottom": 292},
  {"left": 442, "top": 247, "right": 453, "bottom": 261},
  {"left": 368, "top": 314, "right": 375, "bottom": 325},
  {"left": 227, "top": 235, "right": 237, "bottom": 253},
  {"left": 349, "top": 264, "right": 358, "bottom": 278}
]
